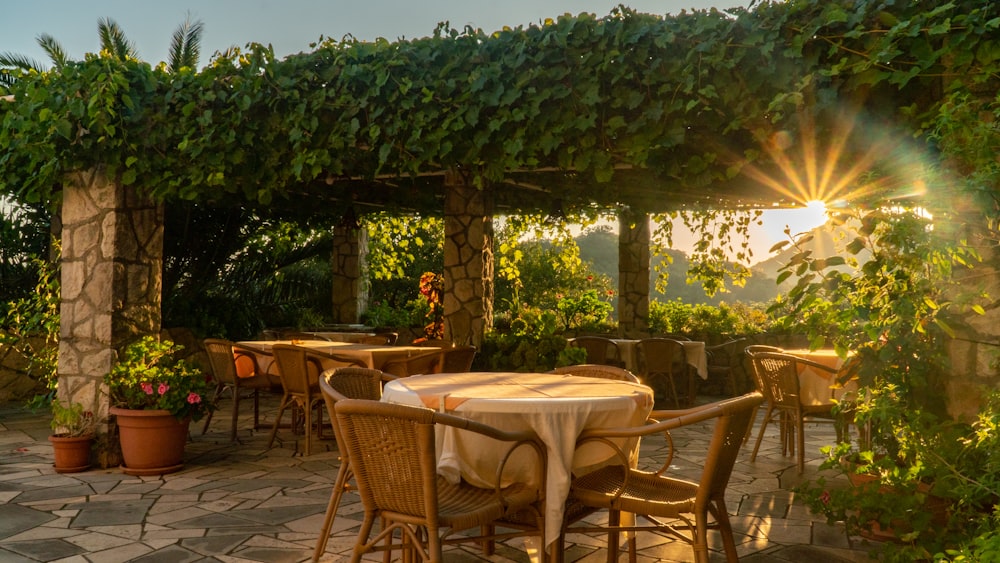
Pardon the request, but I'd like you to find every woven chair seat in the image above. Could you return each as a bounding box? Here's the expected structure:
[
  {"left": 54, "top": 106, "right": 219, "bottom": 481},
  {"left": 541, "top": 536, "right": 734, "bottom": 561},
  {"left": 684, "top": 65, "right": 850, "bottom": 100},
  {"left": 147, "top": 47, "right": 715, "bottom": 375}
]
[
  {"left": 572, "top": 466, "right": 698, "bottom": 515},
  {"left": 436, "top": 476, "right": 539, "bottom": 531}
]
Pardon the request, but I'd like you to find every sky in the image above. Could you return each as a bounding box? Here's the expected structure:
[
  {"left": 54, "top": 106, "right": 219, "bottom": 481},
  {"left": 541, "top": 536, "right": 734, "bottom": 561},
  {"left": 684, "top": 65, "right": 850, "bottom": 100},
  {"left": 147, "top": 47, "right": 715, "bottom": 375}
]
[{"left": 5, "top": 0, "right": 825, "bottom": 264}]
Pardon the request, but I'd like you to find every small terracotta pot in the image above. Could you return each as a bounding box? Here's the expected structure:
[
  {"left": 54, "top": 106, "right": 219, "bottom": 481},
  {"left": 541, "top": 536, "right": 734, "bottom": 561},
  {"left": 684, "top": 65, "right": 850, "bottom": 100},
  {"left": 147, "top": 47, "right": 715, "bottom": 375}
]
[
  {"left": 111, "top": 407, "right": 190, "bottom": 476},
  {"left": 48, "top": 434, "right": 93, "bottom": 473}
]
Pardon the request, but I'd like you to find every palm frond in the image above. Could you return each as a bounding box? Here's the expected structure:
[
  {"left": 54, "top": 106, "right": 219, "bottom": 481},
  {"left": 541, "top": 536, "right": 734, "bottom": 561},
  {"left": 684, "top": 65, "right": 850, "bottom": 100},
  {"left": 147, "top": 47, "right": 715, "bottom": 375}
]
[
  {"left": 36, "top": 34, "right": 68, "bottom": 68},
  {"left": 0, "top": 51, "right": 44, "bottom": 71},
  {"left": 97, "top": 17, "right": 137, "bottom": 60},
  {"left": 168, "top": 16, "right": 204, "bottom": 72}
]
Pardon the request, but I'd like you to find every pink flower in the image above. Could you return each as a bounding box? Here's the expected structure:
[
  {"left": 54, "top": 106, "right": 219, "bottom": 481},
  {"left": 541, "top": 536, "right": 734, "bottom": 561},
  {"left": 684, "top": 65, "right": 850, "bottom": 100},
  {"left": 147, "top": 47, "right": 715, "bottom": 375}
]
[
  {"left": 556, "top": 293, "right": 563, "bottom": 299},
  {"left": 586, "top": 275, "right": 593, "bottom": 282},
  {"left": 141, "top": 382, "right": 154, "bottom": 395},
  {"left": 187, "top": 393, "right": 201, "bottom": 404},
  {"left": 607, "top": 290, "right": 615, "bottom": 296},
  {"left": 158, "top": 383, "right": 170, "bottom": 395}
]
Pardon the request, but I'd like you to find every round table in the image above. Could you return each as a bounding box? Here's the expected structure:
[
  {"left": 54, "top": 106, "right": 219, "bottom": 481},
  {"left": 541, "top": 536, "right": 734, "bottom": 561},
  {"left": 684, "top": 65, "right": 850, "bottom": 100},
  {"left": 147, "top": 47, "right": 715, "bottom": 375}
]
[{"left": 381, "top": 371, "right": 654, "bottom": 549}]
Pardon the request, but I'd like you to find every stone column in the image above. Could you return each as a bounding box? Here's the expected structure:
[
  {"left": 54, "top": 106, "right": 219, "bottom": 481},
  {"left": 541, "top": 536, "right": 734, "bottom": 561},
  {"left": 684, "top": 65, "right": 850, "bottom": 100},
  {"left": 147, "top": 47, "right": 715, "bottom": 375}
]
[
  {"left": 58, "top": 167, "right": 163, "bottom": 424},
  {"left": 443, "top": 170, "right": 494, "bottom": 347},
  {"left": 330, "top": 217, "right": 368, "bottom": 324},
  {"left": 618, "top": 208, "right": 650, "bottom": 337}
]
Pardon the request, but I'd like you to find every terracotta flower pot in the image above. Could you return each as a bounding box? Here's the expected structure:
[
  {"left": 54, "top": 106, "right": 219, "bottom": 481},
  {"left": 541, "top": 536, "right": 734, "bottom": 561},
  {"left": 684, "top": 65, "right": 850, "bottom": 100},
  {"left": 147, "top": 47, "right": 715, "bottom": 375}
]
[
  {"left": 48, "top": 434, "right": 93, "bottom": 473},
  {"left": 111, "top": 407, "right": 190, "bottom": 476},
  {"left": 842, "top": 458, "right": 949, "bottom": 543}
]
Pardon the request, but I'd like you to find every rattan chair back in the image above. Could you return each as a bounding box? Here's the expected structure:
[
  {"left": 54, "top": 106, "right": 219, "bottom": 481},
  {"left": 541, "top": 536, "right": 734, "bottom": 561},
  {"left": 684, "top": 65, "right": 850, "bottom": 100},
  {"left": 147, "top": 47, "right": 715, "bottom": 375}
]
[
  {"left": 381, "top": 350, "right": 441, "bottom": 377},
  {"left": 568, "top": 336, "right": 619, "bottom": 365},
  {"left": 635, "top": 337, "right": 688, "bottom": 407},
  {"left": 268, "top": 345, "right": 363, "bottom": 456},
  {"left": 414, "top": 338, "right": 455, "bottom": 348},
  {"left": 281, "top": 331, "right": 332, "bottom": 341},
  {"left": 201, "top": 339, "right": 274, "bottom": 441},
  {"left": 313, "top": 367, "right": 398, "bottom": 560},
  {"left": 745, "top": 350, "right": 842, "bottom": 472},
  {"left": 438, "top": 345, "right": 477, "bottom": 373},
  {"left": 548, "top": 364, "right": 640, "bottom": 383},
  {"left": 333, "top": 399, "right": 546, "bottom": 562}
]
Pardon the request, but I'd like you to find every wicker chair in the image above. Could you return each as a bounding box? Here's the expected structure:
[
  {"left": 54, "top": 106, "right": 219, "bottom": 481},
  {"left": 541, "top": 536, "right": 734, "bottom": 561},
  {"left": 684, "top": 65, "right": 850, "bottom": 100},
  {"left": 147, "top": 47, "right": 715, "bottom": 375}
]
[
  {"left": 313, "top": 367, "right": 398, "bottom": 562},
  {"left": 568, "top": 336, "right": 622, "bottom": 366},
  {"left": 201, "top": 339, "right": 277, "bottom": 441},
  {"left": 745, "top": 350, "right": 844, "bottom": 473},
  {"left": 381, "top": 350, "right": 441, "bottom": 377},
  {"left": 333, "top": 399, "right": 547, "bottom": 562},
  {"left": 705, "top": 338, "right": 749, "bottom": 395},
  {"left": 281, "top": 331, "right": 332, "bottom": 341},
  {"left": 635, "top": 337, "right": 690, "bottom": 408},
  {"left": 438, "top": 345, "right": 477, "bottom": 373},
  {"left": 413, "top": 338, "right": 456, "bottom": 348},
  {"left": 548, "top": 364, "right": 640, "bottom": 383},
  {"left": 740, "top": 344, "right": 786, "bottom": 445},
  {"left": 356, "top": 333, "right": 395, "bottom": 345},
  {"left": 268, "top": 344, "right": 364, "bottom": 456},
  {"left": 564, "top": 392, "right": 764, "bottom": 563}
]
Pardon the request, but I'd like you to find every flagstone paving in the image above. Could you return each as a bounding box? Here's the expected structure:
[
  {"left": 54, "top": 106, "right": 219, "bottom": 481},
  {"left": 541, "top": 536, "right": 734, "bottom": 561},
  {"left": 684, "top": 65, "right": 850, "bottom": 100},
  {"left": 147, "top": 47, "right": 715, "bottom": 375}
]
[{"left": 0, "top": 394, "right": 882, "bottom": 562}]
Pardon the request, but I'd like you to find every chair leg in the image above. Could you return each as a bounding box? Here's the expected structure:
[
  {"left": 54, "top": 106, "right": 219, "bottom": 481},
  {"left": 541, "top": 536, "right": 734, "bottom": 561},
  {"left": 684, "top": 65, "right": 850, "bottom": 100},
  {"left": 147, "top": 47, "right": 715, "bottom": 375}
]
[
  {"left": 796, "top": 416, "right": 805, "bottom": 473},
  {"left": 201, "top": 382, "right": 225, "bottom": 435},
  {"left": 606, "top": 509, "right": 621, "bottom": 563},
  {"left": 710, "top": 498, "right": 739, "bottom": 563},
  {"left": 313, "top": 463, "right": 351, "bottom": 561},
  {"left": 252, "top": 388, "right": 261, "bottom": 430},
  {"left": 743, "top": 404, "right": 760, "bottom": 445},
  {"left": 268, "top": 395, "right": 292, "bottom": 449},
  {"left": 303, "top": 400, "right": 313, "bottom": 456},
  {"left": 749, "top": 405, "right": 775, "bottom": 462},
  {"left": 666, "top": 373, "right": 680, "bottom": 408},
  {"left": 230, "top": 383, "right": 241, "bottom": 442}
]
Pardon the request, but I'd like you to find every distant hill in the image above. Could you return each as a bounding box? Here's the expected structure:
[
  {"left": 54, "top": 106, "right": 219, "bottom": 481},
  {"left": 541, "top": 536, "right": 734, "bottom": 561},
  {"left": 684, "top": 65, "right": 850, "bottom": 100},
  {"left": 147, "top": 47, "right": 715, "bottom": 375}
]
[{"left": 576, "top": 219, "right": 859, "bottom": 305}]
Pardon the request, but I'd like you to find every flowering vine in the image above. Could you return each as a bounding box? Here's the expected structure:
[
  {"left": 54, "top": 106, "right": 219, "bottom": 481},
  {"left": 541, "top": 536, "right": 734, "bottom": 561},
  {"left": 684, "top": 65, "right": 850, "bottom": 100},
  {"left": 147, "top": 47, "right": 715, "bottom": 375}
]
[{"left": 418, "top": 272, "right": 445, "bottom": 340}]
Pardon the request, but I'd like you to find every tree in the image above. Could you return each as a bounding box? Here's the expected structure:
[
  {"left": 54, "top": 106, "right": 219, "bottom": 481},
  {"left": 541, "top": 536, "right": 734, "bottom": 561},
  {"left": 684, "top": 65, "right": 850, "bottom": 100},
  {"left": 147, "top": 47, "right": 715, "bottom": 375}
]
[{"left": 0, "top": 15, "right": 204, "bottom": 92}]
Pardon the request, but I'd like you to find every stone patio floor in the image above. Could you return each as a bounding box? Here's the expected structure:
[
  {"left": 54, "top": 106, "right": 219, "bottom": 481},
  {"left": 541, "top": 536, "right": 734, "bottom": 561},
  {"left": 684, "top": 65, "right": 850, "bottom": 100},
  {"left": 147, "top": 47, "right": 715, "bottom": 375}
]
[{"left": 0, "top": 392, "right": 884, "bottom": 562}]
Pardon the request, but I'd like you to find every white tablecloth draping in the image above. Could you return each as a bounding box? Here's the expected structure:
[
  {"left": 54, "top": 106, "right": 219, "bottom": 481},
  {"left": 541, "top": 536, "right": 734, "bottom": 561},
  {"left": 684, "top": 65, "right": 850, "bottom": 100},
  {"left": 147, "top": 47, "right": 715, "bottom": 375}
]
[
  {"left": 782, "top": 349, "right": 858, "bottom": 406},
  {"left": 611, "top": 339, "right": 709, "bottom": 379},
  {"left": 234, "top": 340, "right": 427, "bottom": 376},
  {"left": 381, "top": 371, "right": 654, "bottom": 548}
]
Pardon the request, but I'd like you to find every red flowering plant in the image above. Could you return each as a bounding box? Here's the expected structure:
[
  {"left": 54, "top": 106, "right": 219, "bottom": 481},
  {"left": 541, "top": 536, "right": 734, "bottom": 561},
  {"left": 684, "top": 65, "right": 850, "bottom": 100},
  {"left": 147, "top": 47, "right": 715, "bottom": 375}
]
[
  {"left": 416, "top": 272, "right": 445, "bottom": 341},
  {"left": 104, "top": 336, "right": 214, "bottom": 421}
]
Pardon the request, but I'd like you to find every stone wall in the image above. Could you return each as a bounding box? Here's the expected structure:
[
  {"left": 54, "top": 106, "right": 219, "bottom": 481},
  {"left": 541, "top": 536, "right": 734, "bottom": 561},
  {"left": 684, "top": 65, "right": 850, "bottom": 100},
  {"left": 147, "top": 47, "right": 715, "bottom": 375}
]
[
  {"left": 618, "top": 209, "right": 650, "bottom": 337},
  {"left": 330, "top": 222, "right": 368, "bottom": 324},
  {"left": 57, "top": 168, "right": 163, "bottom": 425},
  {"left": 442, "top": 172, "right": 493, "bottom": 347}
]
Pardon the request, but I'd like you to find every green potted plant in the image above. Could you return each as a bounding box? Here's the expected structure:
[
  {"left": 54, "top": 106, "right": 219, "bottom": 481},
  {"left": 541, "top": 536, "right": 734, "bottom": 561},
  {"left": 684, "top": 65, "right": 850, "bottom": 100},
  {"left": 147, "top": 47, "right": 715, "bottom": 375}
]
[
  {"left": 777, "top": 205, "right": 996, "bottom": 560},
  {"left": 104, "top": 336, "right": 214, "bottom": 476},
  {"left": 48, "top": 400, "right": 98, "bottom": 473}
]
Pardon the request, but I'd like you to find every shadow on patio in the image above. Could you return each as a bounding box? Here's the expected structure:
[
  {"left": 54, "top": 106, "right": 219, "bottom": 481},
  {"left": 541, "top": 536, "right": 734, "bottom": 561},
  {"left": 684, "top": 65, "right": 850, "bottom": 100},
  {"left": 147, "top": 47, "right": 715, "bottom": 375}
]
[{"left": 1, "top": 394, "right": 881, "bottom": 562}]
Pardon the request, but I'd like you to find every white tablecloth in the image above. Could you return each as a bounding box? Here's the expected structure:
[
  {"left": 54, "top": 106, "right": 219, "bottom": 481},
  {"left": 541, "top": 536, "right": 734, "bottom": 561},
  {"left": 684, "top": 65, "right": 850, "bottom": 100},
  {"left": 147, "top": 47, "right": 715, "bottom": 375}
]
[
  {"left": 381, "top": 371, "right": 654, "bottom": 548},
  {"left": 612, "top": 339, "right": 709, "bottom": 379},
  {"left": 782, "top": 349, "right": 858, "bottom": 405}
]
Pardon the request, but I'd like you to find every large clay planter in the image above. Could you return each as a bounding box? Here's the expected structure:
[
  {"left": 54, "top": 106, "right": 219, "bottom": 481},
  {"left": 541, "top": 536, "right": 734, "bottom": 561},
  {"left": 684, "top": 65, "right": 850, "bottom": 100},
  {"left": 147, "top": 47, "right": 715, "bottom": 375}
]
[
  {"left": 111, "top": 407, "right": 190, "bottom": 476},
  {"left": 48, "top": 434, "right": 93, "bottom": 473}
]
